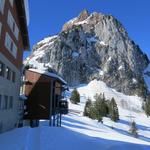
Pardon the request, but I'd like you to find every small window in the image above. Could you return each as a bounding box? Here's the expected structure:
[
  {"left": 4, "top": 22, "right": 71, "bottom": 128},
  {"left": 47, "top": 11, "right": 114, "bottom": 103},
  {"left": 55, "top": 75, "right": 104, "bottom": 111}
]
[
  {"left": 0, "top": 61, "right": 5, "bottom": 77},
  {"left": 10, "top": 41, "right": 13, "bottom": 52},
  {"left": 7, "top": 11, "right": 14, "bottom": 32},
  {"left": 0, "top": 121, "right": 3, "bottom": 133},
  {"left": 5, "top": 32, "right": 17, "bottom": 58},
  {"left": 6, "top": 67, "right": 11, "bottom": 80},
  {"left": 0, "top": 0, "right": 5, "bottom": 14},
  {"left": 12, "top": 43, "right": 17, "bottom": 58},
  {"left": 9, "top": 96, "right": 13, "bottom": 109},
  {"left": 4, "top": 95, "right": 8, "bottom": 109},
  {"left": 14, "top": 25, "right": 19, "bottom": 40},
  {"left": 0, "top": 95, "right": 2, "bottom": 109},
  {"left": 5, "top": 32, "right": 12, "bottom": 51},
  {"left": 7, "top": 10, "right": 19, "bottom": 40},
  {"left": 0, "top": 22, "right": 2, "bottom": 36},
  {"left": 12, "top": 71, "right": 16, "bottom": 82}
]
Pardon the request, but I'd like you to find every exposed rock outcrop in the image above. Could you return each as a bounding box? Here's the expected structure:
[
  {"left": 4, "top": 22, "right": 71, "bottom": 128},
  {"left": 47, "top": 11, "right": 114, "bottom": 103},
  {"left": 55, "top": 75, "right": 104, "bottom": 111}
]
[{"left": 25, "top": 10, "right": 150, "bottom": 97}]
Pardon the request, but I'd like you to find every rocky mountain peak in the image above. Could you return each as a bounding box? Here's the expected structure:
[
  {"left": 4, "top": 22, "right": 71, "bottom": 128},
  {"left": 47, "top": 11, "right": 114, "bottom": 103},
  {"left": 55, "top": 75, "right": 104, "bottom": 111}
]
[
  {"left": 25, "top": 11, "right": 150, "bottom": 97},
  {"left": 78, "top": 9, "right": 89, "bottom": 21}
]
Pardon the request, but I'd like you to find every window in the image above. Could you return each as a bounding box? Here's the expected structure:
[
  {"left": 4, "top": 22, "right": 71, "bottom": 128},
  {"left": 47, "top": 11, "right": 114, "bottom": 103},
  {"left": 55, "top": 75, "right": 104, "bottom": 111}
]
[
  {"left": 4, "top": 96, "right": 8, "bottom": 109},
  {"left": 5, "top": 32, "right": 12, "bottom": 51},
  {"left": 0, "top": 0, "right": 5, "bottom": 14},
  {"left": 5, "top": 32, "right": 17, "bottom": 58},
  {"left": 9, "top": 96, "right": 13, "bottom": 109},
  {"left": 0, "top": 22, "right": 2, "bottom": 36},
  {"left": 0, "top": 95, "right": 2, "bottom": 109},
  {"left": 6, "top": 67, "right": 11, "bottom": 80},
  {"left": 0, "top": 61, "right": 5, "bottom": 77},
  {"left": 7, "top": 10, "right": 19, "bottom": 40},
  {"left": 9, "top": 0, "right": 14, "bottom": 7},
  {"left": 7, "top": 11, "right": 14, "bottom": 32},
  {"left": 14, "top": 25, "right": 19, "bottom": 40},
  {"left": 0, "top": 121, "right": 2, "bottom": 133},
  {"left": 12, "top": 71, "right": 16, "bottom": 82},
  {"left": 12, "top": 43, "right": 17, "bottom": 58}
]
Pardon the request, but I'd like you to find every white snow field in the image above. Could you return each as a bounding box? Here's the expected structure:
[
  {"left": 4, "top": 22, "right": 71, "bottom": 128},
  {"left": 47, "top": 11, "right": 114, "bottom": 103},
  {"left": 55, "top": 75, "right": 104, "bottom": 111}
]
[{"left": 0, "top": 80, "right": 150, "bottom": 150}]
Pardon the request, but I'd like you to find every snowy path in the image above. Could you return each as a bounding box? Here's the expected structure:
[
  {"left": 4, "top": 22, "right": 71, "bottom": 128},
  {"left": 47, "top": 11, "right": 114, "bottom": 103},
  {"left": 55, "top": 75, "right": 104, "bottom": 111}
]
[
  {"left": 0, "top": 110, "right": 150, "bottom": 150},
  {"left": 24, "top": 128, "right": 41, "bottom": 150}
]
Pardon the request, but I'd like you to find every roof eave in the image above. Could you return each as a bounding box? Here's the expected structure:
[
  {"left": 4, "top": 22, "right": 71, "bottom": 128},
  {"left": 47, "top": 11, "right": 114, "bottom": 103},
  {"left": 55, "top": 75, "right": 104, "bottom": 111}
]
[{"left": 15, "top": 0, "right": 30, "bottom": 51}]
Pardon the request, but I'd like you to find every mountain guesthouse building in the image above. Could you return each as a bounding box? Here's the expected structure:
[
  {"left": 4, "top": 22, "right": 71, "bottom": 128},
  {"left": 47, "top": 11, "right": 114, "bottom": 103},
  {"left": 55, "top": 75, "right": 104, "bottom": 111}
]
[
  {"left": 0, "top": 0, "right": 30, "bottom": 133},
  {"left": 24, "top": 68, "right": 68, "bottom": 127}
]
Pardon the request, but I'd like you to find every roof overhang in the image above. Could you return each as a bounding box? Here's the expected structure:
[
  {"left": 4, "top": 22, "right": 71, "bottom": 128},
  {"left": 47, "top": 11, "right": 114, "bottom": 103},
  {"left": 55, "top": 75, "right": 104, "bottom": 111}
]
[
  {"left": 15, "top": 0, "right": 30, "bottom": 51},
  {"left": 27, "top": 68, "right": 67, "bottom": 85}
]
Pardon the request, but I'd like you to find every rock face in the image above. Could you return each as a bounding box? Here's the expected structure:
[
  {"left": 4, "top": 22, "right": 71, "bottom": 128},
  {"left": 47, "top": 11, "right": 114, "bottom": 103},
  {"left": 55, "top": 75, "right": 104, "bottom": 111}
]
[{"left": 25, "top": 10, "right": 150, "bottom": 97}]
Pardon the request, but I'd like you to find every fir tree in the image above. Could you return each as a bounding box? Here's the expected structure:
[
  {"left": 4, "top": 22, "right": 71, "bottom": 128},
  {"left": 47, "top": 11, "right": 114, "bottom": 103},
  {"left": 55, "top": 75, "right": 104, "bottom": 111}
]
[
  {"left": 70, "top": 88, "right": 80, "bottom": 104},
  {"left": 93, "top": 93, "right": 108, "bottom": 122},
  {"left": 129, "top": 121, "right": 138, "bottom": 138},
  {"left": 109, "top": 97, "right": 119, "bottom": 122},
  {"left": 83, "top": 98, "right": 92, "bottom": 117},
  {"left": 88, "top": 105, "right": 97, "bottom": 120},
  {"left": 145, "top": 95, "right": 150, "bottom": 117}
]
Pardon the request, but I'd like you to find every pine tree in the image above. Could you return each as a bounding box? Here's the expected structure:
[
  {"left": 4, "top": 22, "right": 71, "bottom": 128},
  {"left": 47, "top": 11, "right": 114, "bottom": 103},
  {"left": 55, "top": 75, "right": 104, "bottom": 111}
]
[
  {"left": 70, "top": 88, "right": 80, "bottom": 104},
  {"left": 88, "top": 105, "right": 97, "bottom": 120},
  {"left": 109, "top": 97, "right": 119, "bottom": 122},
  {"left": 145, "top": 95, "right": 150, "bottom": 117},
  {"left": 93, "top": 93, "right": 108, "bottom": 121},
  {"left": 83, "top": 98, "right": 92, "bottom": 117},
  {"left": 129, "top": 121, "right": 138, "bottom": 138}
]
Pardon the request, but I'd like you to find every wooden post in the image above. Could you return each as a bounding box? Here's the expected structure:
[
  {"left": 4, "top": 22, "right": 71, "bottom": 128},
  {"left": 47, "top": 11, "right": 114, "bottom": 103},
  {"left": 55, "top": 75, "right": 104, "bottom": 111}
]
[
  {"left": 49, "top": 80, "right": 53, "bottom": 126},
  {"left": 53, "top": 81, "right": 56, "bottom": 126},
  {"left": 60, "top": 113, "right": 61, "bottom": 127}
]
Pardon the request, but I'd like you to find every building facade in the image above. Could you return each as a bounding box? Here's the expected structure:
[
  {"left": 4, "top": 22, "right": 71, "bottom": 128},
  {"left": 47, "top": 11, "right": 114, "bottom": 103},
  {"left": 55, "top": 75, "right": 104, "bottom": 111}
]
[{"left": 0, "top": 0, "right": 29, "bottom": 133}]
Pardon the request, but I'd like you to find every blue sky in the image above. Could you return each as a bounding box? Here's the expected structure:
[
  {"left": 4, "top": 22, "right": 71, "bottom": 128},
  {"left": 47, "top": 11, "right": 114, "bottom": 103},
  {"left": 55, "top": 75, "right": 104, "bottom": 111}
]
[{"left": 24, "top": 0, "right": 150, "bottom": 59}]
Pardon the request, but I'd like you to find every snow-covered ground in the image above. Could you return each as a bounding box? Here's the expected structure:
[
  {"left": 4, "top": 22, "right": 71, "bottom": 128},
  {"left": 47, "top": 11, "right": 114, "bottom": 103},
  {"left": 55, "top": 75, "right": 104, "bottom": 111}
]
[{"left": 0, "top": 80, "right": 150, "bottom": 150}]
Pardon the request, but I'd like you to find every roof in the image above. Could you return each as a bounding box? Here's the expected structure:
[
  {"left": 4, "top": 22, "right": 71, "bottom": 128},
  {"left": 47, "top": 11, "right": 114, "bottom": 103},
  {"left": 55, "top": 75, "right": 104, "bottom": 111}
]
[
  {"left": 28, "top": 68, "right": 67, "bottom": 85},
  {"left": 15, "top": 0, "right": 30, "bottom": 50},
  {"left": 24, "top": 0, "right": 30, "bottom": 26}
]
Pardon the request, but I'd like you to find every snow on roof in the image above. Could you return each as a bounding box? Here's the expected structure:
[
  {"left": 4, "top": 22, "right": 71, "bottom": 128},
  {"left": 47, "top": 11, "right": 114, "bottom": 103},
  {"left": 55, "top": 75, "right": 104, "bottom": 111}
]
[
  {"left": 24, "top": 0, "right": 30, "bottom": 26},
  {"left": 28, "top": 68, "right": 67, "bottom": 84}
]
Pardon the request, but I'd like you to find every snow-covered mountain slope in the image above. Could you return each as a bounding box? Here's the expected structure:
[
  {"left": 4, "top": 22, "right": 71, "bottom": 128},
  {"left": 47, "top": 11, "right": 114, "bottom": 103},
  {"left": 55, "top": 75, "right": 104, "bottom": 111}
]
[{"left": 70, "top": 79, "right": 144, "bottom": 112}]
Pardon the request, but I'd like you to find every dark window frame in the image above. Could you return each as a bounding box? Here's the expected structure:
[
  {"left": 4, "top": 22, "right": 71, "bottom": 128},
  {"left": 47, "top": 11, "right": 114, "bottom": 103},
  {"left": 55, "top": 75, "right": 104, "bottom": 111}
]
[
  {"left": 0, "top": 61, "right": 5, "bottom": 77},
  {"left": 12, "top": 71, "right": 16, "bottom": 82},
  {"left": 9, "top": 96, "right": 13, "bottom": 109},
  {"left": 0, "top": 95, "right": 2, "bottom": 109},
  {"left": 6, "top": 66, "right": 11, "bottom": 80},
  {"left": 4, "top": 95, "right": 8, "bottom": 109}
]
